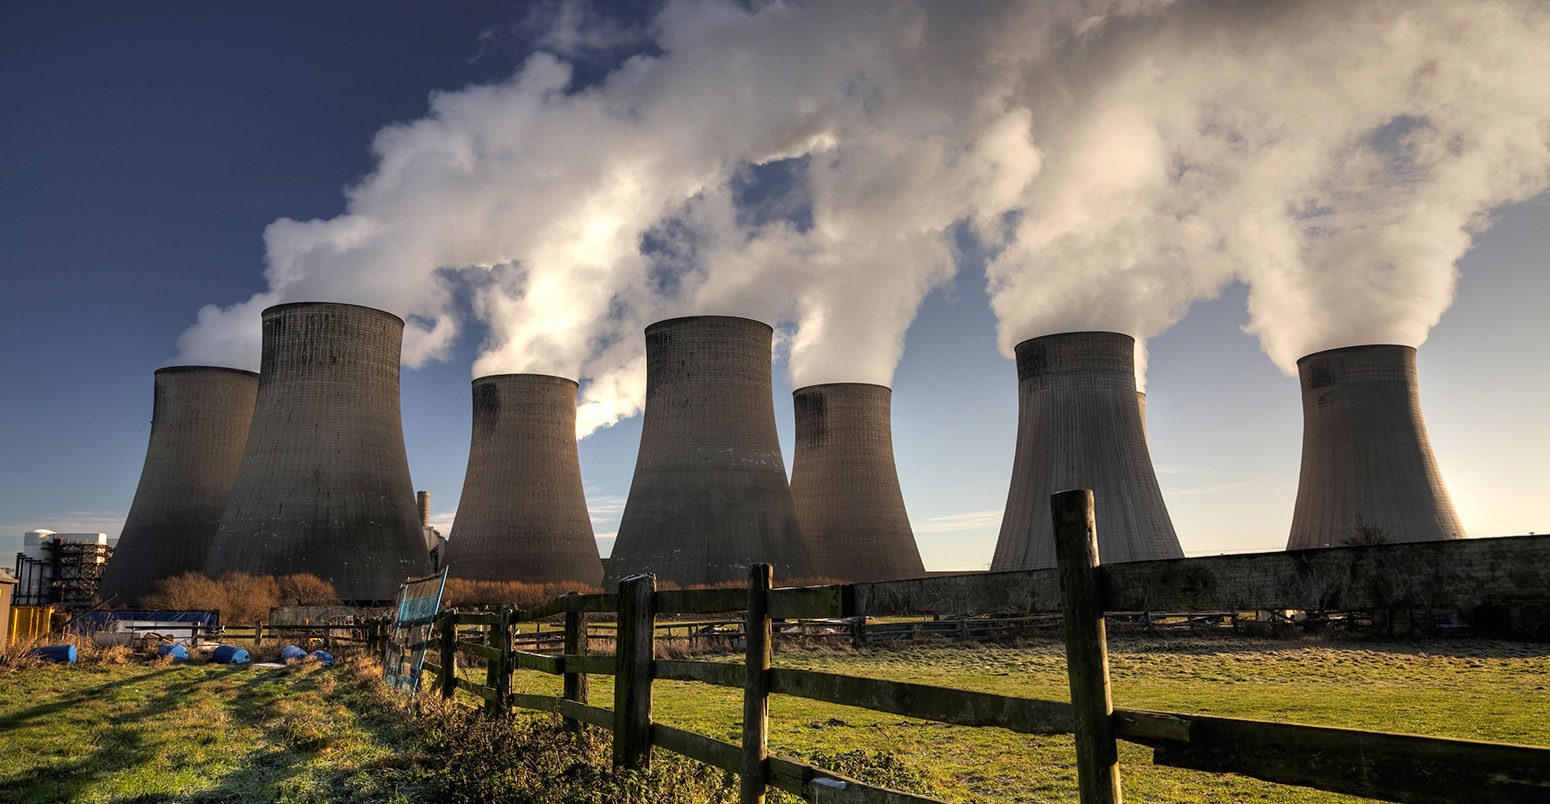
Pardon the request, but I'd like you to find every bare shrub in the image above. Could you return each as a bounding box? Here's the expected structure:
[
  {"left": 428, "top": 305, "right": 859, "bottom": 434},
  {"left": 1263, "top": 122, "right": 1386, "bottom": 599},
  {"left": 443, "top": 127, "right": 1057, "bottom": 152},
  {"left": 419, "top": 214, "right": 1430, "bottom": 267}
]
[
  {"left": 139, "top": 571, "right": 226, "bottom": 611},
  {"left": 276, "top": 573, "right": 342, "bottom": 606}
]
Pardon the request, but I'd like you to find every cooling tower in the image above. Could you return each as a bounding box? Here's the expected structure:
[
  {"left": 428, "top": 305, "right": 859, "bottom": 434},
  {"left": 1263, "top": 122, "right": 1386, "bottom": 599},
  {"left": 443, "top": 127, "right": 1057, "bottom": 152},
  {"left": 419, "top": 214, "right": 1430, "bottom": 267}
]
[
  {"left": 204, "top": 302, "right": 430, "bottom": 602},
  {"left": 445, "top": 374, "right": 604, "bottom": 587},
  {"left": 789, "top": 383, "right": 924, "bottom": 582},
  {"left": 1287, "top": 344, "right": 1465, "bottom": 549},
  {"left": 98, "top": 366, "right": 259, "bottom": 605},
  {"left": 608, "top": 316, "right": 811, "bottom": 587},
  {"left": 991, "top": 331, "right": 1183, "bottom": 570}
]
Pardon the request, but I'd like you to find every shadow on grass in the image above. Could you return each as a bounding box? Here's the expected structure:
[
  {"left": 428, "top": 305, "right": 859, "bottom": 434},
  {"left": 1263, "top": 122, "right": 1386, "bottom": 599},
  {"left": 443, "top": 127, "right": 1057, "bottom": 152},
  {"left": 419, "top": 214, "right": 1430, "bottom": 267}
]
[{"left": 0, "top": 663, "right": 413, "bottom": 804}]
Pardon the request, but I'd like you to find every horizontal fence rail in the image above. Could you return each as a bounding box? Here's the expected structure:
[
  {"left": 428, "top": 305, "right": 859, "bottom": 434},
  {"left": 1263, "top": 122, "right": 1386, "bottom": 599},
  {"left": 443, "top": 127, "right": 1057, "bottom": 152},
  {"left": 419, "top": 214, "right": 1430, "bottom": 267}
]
[{"left": 411, "top": 519, "right": 1550, "bottom": 804}]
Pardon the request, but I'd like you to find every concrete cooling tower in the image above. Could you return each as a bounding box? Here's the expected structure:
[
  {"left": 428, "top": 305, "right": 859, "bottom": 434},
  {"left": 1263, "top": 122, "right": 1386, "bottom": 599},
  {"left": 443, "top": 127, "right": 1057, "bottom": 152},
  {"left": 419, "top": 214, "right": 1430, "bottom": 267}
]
[
  {"left": 204, "top": 302, "right": 429, "bottom": 602},
  {"left": 445, "top": 374, "right": 603, "bottom": 587},
  {"left": 789, "top": 383, "right": 924, "bottom": 582},
  {"left": 608, "top": 316, "right": 811, "bottom": 588},
  {"left": 98, "top": 366, "right": 259, "bottom": 605},
  {"left": 1287, "top": 344, "right": 1465, "bottom": 549},
  {"left": 991, "top": 331, "right": 1183, "bottom": 571}
]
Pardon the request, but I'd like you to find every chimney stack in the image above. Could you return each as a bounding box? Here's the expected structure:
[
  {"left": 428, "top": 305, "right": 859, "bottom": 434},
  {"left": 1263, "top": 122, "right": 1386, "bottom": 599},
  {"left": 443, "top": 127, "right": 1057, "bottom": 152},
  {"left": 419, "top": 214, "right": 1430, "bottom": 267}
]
[
  {"left": 204, "top": 302, "right": 430, "bottom": 601},
  {"left": 1287, "top": 344, "right": 1465, "bottom": 549},
  {"left": 445, "top": 374, "right": 603, "bottom": 587},
  {"left": 790, "top": 383, "right": 924, "bottom": 581},
  {"left": 98, "top": 366, "right": 258, "bottom": 604},
  {"left": 416, "top": 491, "right": 431, "bottom": 529},
  {"left": 608, "top": 316, "right": 811, "bottom": 587},
  {"left": 991, "top": 332, "right": 1183, "bottom": 570}
]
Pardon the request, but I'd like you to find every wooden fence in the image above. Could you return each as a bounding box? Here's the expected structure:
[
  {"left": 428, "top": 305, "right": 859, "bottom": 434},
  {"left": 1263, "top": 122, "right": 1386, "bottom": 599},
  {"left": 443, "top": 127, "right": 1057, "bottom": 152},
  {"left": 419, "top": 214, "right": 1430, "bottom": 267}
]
[{"left": 417, "top": 490, "right": 1550, "bottom": 804}]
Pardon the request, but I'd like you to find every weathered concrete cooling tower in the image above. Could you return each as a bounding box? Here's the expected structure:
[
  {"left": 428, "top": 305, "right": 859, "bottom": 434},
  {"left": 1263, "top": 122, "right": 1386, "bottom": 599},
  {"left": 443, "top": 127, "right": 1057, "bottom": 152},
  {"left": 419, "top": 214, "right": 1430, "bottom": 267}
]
[
  {"left": 608, "top": 316, "right": 811, "bottom": 587},
  {"left": 1287, "top": 345, "right": 1465, "bottom": 549},
  {"left": 98, "top": 366, "right": 259, "bottom": 604},
  {"left": 789, "top": 383, "right": 924, "bottom": 582},
  {"left": 204, "top": 302, "right": 429, "bottom": 602},
  {"left": 991, "top": 332, "right": 1183, "bottom": 570},
  {"left": 446, "top": 374, "right": 603, "bottom": 587}
]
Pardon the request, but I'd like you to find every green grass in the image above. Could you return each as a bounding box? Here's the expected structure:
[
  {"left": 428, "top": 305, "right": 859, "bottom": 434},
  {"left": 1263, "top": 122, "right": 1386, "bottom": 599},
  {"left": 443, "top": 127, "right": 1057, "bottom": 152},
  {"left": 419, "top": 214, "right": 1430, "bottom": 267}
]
[
  {"left": 3, "top": 638, "right": 1545, "bottom": 803},
  {"left": 500, "top": 637, "right": 1550, "bottom": 803}
]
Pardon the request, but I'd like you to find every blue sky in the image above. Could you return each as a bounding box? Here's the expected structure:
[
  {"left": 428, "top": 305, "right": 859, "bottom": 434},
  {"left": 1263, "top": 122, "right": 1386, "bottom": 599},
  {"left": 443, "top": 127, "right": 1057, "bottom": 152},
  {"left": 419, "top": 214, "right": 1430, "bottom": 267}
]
[{"left": 2, "top": 2, "right": 1546, "bottom": 570}]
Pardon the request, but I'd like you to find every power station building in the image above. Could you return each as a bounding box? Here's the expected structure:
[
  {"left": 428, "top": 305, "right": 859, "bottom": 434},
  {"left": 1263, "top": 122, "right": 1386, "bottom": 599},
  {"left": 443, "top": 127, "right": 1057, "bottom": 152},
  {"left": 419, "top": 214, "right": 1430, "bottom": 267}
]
[
  {"left": 789, "top": 383, "right": 924, "bottom": 582},
  {"left": 608, "top": 316, "right": 811, "bottom": 588},
  {"left": 445, "top": 374, "right": 603, "bottom": 587},
  {"left": 203, "top": 302, "right": 430, "bottom": 602},
  {"left": 991, "top": 331, "right": 1183, "bottom": 570},
  {"left": 98, "top": 366, "right": 259, "bottom": 604},
  {"left": 1287, "top": 344, "right": 1465, "bottom": 549}
]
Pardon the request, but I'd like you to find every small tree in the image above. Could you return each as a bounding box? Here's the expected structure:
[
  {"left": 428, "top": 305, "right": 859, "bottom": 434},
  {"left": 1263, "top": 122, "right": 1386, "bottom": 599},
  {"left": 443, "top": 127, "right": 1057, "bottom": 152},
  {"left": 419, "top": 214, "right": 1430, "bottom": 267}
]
[
  {"left": 276, "top": 574, "right": 341, "bottom": 606},
  {"left": 1340, "top": 514, "right": 1392, "bottom": 546},
  {"left": 139, "top": 571, "right": 226, "bottom": 611}
]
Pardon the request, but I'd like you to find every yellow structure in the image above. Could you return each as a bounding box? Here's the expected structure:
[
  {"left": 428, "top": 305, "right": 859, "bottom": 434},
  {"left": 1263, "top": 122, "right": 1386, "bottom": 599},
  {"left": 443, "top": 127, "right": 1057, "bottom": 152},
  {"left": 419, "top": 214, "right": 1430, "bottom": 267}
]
[{"left": 9, "top": 605, "right": 55, "bottom": 642}]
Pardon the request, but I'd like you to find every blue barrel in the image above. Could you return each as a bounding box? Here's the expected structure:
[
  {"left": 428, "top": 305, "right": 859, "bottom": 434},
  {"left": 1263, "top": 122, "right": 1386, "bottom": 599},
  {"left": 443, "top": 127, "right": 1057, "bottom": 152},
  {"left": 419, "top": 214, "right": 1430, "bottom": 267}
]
[
  {"left": 157, "top": 644, "right": 189, "bottom": 663},
  {"left": 31, "top": 644, "right": 77, "bottom": 663},
  {"left": 211, "top": 644, "right": 250, "bottom": 664},
  {"left": 309, "top": 650, "right": 335, "bottom": 667},
  {"left": 280, "top": 645, "right": 308, "bottom": 662}
]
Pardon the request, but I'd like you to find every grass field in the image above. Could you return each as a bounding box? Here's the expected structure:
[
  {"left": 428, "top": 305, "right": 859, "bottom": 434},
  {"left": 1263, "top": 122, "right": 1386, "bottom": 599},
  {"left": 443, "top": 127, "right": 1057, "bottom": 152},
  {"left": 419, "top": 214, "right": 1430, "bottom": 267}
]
[
  {"left": 1, "top": 637, "right": 1545, "bottom": 802},
  {"left": 505, "top": 637, "right": 1550, "bottom": 802}
]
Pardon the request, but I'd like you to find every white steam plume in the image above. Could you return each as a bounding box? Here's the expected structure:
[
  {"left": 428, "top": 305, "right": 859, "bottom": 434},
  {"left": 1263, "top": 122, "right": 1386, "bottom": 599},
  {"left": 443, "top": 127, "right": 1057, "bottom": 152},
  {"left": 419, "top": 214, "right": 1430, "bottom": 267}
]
[
  {"left": 986, "top": 0, "right": 1550, "bottom": 372},
  {"left": 175, "top": 0, "right": 1550, "bottom": 430}
]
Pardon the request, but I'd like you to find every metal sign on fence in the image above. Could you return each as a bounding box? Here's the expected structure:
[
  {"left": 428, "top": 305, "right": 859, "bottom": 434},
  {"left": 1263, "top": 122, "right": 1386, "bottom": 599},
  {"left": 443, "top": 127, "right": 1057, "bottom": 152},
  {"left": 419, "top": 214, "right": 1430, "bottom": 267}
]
[{"left": 383, "top": 568, "right": 448, "bottom": 693}]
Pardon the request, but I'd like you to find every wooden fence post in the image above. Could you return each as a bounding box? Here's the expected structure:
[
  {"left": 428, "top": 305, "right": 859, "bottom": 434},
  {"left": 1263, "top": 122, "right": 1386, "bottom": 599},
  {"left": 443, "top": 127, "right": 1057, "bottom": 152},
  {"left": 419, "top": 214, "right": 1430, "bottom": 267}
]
[
  {"left": 614, "top": 574, "right": 657, "bottom": 770},
  {"left": 742, "top": 564, "right": 773, "bottom": 804},
  {"left": 254, "top": 621, "right": 263, "bottom": 647},
  {"left": 485, "top": 605, "right": 513, "bottom": 715},
  {"left": 440, "top": 610, "right": 458, "bottom": 700},
  {"left": 563, "top": 594, "right": 589, "bottom": 733},
  {"left": 1052, "top": 488, "right": 1122, "bottom": 804}
]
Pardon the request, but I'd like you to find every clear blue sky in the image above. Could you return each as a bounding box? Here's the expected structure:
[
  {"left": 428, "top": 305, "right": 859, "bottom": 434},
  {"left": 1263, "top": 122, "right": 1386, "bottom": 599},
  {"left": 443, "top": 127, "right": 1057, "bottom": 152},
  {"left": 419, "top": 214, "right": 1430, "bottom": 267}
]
[{"left": 3, "top": 2, "right": 1546, "bottom": 570}]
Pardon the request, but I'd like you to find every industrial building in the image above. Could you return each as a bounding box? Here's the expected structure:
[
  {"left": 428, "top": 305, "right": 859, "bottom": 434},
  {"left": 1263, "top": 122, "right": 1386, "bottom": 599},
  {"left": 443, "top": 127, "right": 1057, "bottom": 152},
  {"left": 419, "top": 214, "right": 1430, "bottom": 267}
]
[
  {"left": 608, "top": 316, "right": 812, "bottom": 588},
  {"left": 12, "top": 530, "right": 116, "bottom": 608},
  {"left": 98, "top": 366, "right": 259, "bottom": 605},
  {"left": 1287, "top": 344, "right": 1466, "bottom": 549},
  {"left": 445, "top": 374, "right": 604, "bottom": 587},
  {"left": 203, "top": 302, "right": 430, "bottom": 602},
  {"left": 991, "top": 331, "right": 1183, "bottom": 570},
  {"left": 789, "top": 382, "right": 924, "bottom": 582}
]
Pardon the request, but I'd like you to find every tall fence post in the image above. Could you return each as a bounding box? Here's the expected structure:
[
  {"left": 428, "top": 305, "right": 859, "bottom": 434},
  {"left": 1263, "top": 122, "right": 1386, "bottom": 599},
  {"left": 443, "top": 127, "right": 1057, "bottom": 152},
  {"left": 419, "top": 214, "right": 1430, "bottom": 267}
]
[
  {"left": 485, "top": 605, "right": 513, "bottom": 715},
  {"left": 439, "top": 610, "right": 458, "bottom": 700},
  {"left": 742, "top": 564, "right": 773, "bottom": 804},
  {"left": 1053, "top": 488, "right": 1122, "bottom": 804},
  {"left": 563, "top": 594, "right": 589, "bottom": 733},
  {"left": 614, "top": 574, "right": 657, "bottom": 770}
]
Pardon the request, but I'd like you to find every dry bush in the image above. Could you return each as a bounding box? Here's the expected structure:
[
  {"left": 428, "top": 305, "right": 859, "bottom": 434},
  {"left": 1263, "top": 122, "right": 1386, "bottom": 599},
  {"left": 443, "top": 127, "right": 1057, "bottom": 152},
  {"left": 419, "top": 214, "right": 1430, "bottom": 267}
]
[
  {"left": 136, "top": 571, "right": 342, "bottom": 624},
  {"left": 441, "top": 578, "right": 601, "bottom": 610},
  {"left": 276, "top": 573, "right": 342, "bottom": 606}
]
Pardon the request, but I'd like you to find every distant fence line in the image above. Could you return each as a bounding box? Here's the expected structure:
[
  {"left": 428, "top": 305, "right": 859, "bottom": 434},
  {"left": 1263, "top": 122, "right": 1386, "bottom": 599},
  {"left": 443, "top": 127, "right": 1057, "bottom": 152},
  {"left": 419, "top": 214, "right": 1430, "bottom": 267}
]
[{"left": 408, "top": 493, "right": 1550, "bottom": 804}]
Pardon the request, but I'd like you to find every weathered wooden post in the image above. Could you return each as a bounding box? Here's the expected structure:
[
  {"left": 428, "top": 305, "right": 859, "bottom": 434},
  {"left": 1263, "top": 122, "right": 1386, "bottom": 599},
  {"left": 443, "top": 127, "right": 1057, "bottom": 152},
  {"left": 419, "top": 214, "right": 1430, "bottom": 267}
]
[
  {"left": 614, "top": 574, "right": 656, "bottom": 770},
  {"left": 1053, "top": 488, "right": 1122, "bottom": 804},
  {"left": 484, "top": 606, "right": 514, "bottom": 715},
  {"left": 563, "top": 593, "right": 589, "bottom": 733},
  {"left": 849, "top": 616, "right": 866, "bottom": 650},
  {"left": 742, "top": 564, "right": 773, "bottom": 803},
  {"left": 439, "top": 610, "right": 458, "bottom": 700},
  {"left": 254, "top": 621, "right": 263, "bottom": 647}
]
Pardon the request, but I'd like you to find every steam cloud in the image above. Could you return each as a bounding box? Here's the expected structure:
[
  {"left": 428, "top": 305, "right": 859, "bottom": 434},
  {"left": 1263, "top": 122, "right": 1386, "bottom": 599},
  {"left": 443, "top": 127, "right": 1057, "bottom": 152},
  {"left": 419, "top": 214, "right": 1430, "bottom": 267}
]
[{"left": 175, "top": 0, "right": 1550, "bottom": 431}]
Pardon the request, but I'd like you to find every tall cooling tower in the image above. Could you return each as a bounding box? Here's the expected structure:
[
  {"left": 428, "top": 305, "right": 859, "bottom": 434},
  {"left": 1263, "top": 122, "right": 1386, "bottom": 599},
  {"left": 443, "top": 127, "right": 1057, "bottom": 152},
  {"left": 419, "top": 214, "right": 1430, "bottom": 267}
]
[
  {"left": 608, "top": 316, "right": 811, "bottom": 587},
  {"left": 991, "top": 332, "right": 1183, "bottom": 570},
  {"left": 98, "top": 366, "right": 259, "bottom": 604},
  {"left": 1287, "top": 344, "right": 1465, "bottom": 549},
  {"left": 789, "top": 383, "right": 924, "bottom": 582},
  {"left": 204, "top": 302, "right": 429, "bottom": 602},
  {"left": 446, "top": 374, "right": 604, "bottom": 587}
]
